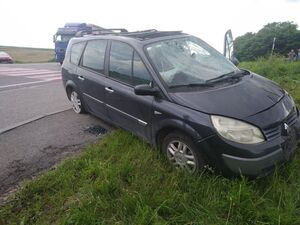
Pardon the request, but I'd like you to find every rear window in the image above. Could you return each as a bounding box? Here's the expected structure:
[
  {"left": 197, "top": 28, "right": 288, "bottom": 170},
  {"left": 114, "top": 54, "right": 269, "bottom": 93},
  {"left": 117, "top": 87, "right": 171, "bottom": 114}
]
[
  {"left": 82, "top": 40, "right": 107, "bottom": 73},
  {"left": 70, "top": 42, "right": 85, "bottom": 65}
]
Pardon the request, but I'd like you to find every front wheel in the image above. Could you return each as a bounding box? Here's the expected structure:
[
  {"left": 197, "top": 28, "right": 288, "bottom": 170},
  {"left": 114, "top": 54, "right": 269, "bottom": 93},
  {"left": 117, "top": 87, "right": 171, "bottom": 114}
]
[
  {"left": 70, "top": 90, "right": 85, "bottom": 114},
  {"left": 162, "top": 131, "right": 207, "bottom": 173}
]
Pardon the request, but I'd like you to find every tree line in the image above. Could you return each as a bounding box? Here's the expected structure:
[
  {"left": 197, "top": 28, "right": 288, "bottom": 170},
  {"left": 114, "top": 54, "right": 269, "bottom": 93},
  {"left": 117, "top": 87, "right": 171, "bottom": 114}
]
[{"left": 234, "top": 21, "right": 300, "bottom": 61}]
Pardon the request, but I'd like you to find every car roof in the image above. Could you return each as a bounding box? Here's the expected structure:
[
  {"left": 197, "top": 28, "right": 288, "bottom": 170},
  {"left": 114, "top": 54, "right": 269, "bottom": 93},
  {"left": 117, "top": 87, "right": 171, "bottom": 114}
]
[
  {"left": 0, "top": 51, "right": 10, "bottom": 56},
  {"left": 71, "top": 29, "right": 190, "bottom": 46}
]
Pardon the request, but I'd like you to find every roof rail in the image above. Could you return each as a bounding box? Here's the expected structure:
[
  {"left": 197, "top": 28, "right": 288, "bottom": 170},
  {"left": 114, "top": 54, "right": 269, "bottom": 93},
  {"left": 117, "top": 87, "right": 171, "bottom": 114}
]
[
  {"left": 77, "top": 28, "right": 183, "bottom": 40},
  {"left": 122, "top": 29, "right": 157, "bottom": 35},
  {"left": 75, "top": 28, "right": 128, "bottom": 37},
  {"left": 101, "top": 28, "right": 128, "bottom": 33},
  {"left": 128, "top": 30, "right": 182, "bottom": 39},
  {"left": 89, "top": 28, "right": 128, "bottom": 35}
]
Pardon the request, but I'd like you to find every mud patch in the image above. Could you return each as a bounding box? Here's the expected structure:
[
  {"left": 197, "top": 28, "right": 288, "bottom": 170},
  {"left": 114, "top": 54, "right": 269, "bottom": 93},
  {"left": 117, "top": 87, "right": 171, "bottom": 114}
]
[
  {"left": 83, "top": 125, "right": 107, "bottom": 136},
  {"left": 0, "top": 110, "right": 112, "bottom": 205},
  {"left": 0, "top": 143, "right": 86, "bottom": 204}
]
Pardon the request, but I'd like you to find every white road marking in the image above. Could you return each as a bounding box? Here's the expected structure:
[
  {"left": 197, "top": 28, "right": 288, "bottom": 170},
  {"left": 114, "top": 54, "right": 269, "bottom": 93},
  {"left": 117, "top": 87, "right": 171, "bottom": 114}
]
[
  {"left": 0, "top": 68, "right": 35, "bottom": 72},
  {"left": 27, "top": 74, "right": 60, "bottom": 79},
  {"left": 0, "top": 67, "right": 62, "bottom": 89},
  {"left": 0, "top": 71, "right": 58, "bottom": 76},
  {"left": 0, "top": 81, "right": 61, "bottom": 94},
  {"left": 0, "top": 79, "right": 61, "bottom": 89}
]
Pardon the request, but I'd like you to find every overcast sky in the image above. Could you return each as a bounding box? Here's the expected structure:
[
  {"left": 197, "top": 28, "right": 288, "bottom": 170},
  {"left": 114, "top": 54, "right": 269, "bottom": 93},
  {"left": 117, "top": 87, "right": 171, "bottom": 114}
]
[{"left": 1, "top": 0, "right": 300, "bottom": 52}]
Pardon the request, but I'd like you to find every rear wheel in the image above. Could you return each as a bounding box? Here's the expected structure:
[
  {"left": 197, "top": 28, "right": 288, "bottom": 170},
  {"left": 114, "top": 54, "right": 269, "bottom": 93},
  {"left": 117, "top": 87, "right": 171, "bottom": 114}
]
[
  {"left": 70, "top": 90, "right": 85, "bottom": 114},
  {"left": 162, "top": 131, "right": 207, "bottom": 173}
]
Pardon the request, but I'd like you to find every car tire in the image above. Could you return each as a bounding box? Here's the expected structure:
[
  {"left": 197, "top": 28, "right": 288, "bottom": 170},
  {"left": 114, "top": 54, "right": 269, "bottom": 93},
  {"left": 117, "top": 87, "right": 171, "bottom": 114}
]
[
  {"left": 70, "top": 90, "right": 86, "bottom": 114},
  {"left": 162, "top": 131, "right": 207, "bottom": 173}
]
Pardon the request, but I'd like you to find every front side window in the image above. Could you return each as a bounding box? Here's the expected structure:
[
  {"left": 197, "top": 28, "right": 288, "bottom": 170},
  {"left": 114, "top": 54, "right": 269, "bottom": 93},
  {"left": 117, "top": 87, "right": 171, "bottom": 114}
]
[
  {"left": 133, "top": 52, "right": 152, "bottom": 85},
  {"left": 70, "top": 42, "right": 85, "bottom": 65},
  {"left": 109, "top": 41, "right": 133, "bottom": 85},
  {"left": 146, "top": 36, "right": 238, "bottom": 88},
  {"left": 82, "top": 40, "right": 107, "bottom": 73}
]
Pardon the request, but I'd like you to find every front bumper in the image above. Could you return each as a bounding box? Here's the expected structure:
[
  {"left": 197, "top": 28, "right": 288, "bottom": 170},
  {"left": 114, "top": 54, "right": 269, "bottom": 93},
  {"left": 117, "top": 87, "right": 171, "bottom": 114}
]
[
  {"left": 222, "top": 147, "right": 285, "bottom": 177},
  {"left": 0, "top": 59, "right": 13, "bottom": 64},
  {"left": 198, "top": 113, "right": 300, "bottom": 177}
]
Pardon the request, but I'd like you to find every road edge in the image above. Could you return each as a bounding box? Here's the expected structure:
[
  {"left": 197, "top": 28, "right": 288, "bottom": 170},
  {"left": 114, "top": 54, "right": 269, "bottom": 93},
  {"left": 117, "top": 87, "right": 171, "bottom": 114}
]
[{"left": 0, "top": 107, "right": 71, "bottom": 135}]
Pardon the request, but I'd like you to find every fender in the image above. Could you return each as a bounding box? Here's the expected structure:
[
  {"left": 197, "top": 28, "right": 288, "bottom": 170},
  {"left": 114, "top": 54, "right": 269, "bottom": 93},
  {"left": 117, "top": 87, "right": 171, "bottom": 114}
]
[
  {"left": 64, "top": 80, "right": 81, "bottom": 100},
  {"left": 65, "top": 80, "right": 79, "bottom": 99},
  {"left": 153, "top": 118, "right": 203, "bottom": 145},
  {"left": 65, "top": 79, "right": 77, "bottom": 90}
]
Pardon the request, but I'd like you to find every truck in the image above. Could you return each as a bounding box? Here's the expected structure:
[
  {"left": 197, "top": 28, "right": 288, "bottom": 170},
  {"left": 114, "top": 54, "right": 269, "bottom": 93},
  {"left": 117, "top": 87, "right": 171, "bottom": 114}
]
[{"left": 53, "top": 23, "right": 102, "bottom": 64}]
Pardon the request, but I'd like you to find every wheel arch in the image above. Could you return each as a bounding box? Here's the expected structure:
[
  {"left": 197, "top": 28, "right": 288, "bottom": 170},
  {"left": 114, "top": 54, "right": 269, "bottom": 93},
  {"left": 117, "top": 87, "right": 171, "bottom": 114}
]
[
  {"left": 65, "top": 80, "right": 78, "bottom": 100},
  {"left": 154, "top": 119, "right": 202, "bottom": 149}
]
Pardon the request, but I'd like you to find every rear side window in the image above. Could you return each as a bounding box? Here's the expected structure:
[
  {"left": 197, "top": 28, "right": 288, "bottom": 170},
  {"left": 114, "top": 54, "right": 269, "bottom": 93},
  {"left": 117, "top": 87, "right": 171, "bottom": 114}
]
[
  {"left": 109, "top": 41, "right": 133, "bottom": 85},
  {"left": 70, "top": 42, "right": 85, "bottom": 65},
  {"left": 82, "top": 40, "right": 107, "bottom": 73},
  {"left": 133, "top": 52, "right": 151, "bottom": 85}
]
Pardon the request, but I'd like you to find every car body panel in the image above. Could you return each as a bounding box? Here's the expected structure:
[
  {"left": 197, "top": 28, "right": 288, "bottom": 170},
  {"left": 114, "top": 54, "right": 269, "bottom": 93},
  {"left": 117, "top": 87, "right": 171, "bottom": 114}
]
[
  {"left": 105, "top": 77, "right": 153, "bottom": 140},
  {"left": 76, "top": 67, "right": 109, "bottom": 120},
  {"left": 169, "top": 73, "right": 285, "bottom": 119}
]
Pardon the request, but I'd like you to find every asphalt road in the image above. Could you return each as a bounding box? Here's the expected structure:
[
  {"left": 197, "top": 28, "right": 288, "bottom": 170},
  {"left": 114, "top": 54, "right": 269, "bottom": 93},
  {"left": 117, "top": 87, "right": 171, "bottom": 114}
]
[
  {"left": 0, "top": 63, "right": 111, "bottom": 201},
  {"left": 0, "top": 63, "right": 70, "bottom": 132}
]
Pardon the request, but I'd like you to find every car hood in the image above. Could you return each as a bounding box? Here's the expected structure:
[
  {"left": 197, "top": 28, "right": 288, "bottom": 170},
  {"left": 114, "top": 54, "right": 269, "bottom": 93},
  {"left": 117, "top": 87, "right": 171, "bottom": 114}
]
[{"left": 169, "top": 73, "right": 285, "bottom": 119}]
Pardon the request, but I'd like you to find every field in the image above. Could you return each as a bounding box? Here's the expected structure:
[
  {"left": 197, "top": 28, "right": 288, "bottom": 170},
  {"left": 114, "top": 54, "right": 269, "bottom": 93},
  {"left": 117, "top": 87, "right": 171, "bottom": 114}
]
[
  {"left": 0, "top": 46, "right": 54, "bottom": 63},
  {"left": 0, "top": 57, "right": 300, "bottom": 225}
]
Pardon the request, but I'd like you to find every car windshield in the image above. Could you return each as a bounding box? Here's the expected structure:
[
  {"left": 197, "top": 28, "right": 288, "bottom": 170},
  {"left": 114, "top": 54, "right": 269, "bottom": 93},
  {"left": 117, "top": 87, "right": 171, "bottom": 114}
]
[
  {"left": 145, "top": 36, "right": 239, "bottom": 87},
  {"left": 55, "top": 35, "right": 73, "bottom": 42}
]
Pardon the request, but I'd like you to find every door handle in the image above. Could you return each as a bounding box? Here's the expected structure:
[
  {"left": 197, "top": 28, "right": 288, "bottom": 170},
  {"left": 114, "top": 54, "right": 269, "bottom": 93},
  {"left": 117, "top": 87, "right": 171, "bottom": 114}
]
[
  {"left": 78, "top": 76, "right": 85, "bottom": 81},
  {"left": 105, "top": 87, "right": 114, "bottom": 93}
]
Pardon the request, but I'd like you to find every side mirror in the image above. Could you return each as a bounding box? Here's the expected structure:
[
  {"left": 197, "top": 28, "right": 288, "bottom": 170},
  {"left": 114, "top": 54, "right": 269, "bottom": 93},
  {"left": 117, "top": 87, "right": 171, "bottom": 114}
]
[
  {"left": 134, "top": 84, "right": 160, "bottom": 96},
  {"left": 53, "top": 35, "right": 56, "bottom": 43}
]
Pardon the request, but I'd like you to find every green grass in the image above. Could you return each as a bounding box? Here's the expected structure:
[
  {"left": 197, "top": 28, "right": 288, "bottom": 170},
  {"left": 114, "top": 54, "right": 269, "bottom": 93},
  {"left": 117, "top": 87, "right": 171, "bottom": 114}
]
[
  {"left": 0, "top": 46, "right": 54, "bottom": 63},
  {"left": 1, "top": 57, "right": 300, "bottom": 225}
]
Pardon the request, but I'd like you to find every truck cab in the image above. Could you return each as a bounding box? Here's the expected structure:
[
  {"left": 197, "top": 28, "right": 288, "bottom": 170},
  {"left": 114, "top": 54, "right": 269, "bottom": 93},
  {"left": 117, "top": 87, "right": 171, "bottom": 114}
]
[{"left": 53, "top": 23, "right": 102, "bottom": 64}]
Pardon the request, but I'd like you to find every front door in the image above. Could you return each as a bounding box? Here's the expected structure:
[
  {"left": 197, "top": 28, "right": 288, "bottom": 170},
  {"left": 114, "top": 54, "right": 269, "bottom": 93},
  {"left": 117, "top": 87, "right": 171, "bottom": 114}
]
[{"left": 105, "top": 41, "right": 153, "bottom": 140}]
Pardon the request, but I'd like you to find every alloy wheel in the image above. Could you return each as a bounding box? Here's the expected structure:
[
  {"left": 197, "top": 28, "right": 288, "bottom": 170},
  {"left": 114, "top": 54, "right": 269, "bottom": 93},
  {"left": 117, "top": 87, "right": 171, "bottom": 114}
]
[
  {"left": 166, "top": 140, "right": 197, "bottom": 173},
  {"left": 70, "top": 91, "right": 82, "bottom": 113}
]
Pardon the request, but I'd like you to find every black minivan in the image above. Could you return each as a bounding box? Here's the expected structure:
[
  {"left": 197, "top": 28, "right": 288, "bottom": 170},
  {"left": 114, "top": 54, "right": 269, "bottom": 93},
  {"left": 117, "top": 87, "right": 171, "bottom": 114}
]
[{"left": 62, "top": 29, "right": 300, "bottom": 177}]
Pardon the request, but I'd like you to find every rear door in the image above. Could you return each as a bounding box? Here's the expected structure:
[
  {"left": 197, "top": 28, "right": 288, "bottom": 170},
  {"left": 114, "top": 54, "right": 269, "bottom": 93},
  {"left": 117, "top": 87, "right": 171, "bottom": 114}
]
[
  {"left": 76, "top": 39, "right": 109, "bottom": 120},
  {"left": 105, "top": 40, "right": 153, "bottom": 140}
]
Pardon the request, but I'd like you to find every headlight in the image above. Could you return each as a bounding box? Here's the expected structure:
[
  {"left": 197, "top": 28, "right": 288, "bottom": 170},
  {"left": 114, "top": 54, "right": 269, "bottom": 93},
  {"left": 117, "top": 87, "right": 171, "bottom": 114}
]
[{"left": 211, "top": 115, "right": 265, "bottom": 144}]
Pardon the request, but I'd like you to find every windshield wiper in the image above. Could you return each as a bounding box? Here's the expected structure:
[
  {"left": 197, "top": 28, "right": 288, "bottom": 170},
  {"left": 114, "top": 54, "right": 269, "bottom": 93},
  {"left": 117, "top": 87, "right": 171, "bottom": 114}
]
[
  {"left": 169, "top": 82, "right": 214, "bottom": 89},
  {"left": 168, "top": 70, "right": 249, "bottom": 89},
  {"left": 206, "top": 70, "right": 245, "bottom": 83}
]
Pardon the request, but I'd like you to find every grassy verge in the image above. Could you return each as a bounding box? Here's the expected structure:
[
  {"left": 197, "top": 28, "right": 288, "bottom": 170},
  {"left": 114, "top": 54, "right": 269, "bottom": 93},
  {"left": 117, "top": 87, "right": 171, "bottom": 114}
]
[
  {"left": 1, "top": 57, "right": 300, "bottom": 225},
  {"left": 0, "top": 46, "right": 54, "bottom": 63},
  {"left": 1, "top": 130, "right": 300, "bottom": 225}
]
